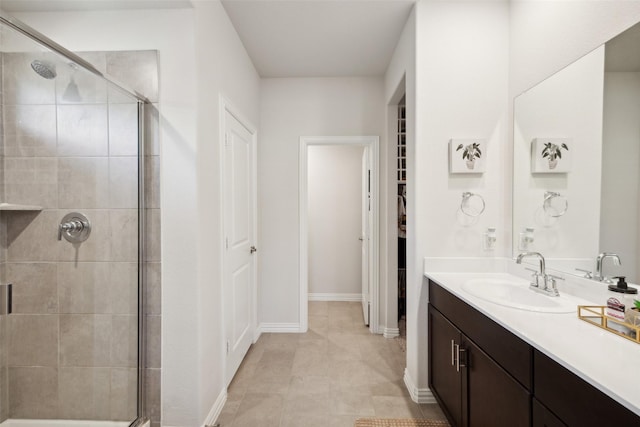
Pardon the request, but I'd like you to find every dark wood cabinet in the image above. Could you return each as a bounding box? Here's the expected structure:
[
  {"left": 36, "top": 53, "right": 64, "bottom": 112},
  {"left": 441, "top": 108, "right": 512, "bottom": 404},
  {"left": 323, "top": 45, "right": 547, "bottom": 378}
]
[
  {"left": 428, "top": 279, "right": 640, "bottom": 427},
  {"left": 532, "top": 398, "right": 566, "bottom": 427},
  {"left": 429, "top": 307, "right": 463, "bottom": 426},
  {"left": 464, "top": 337, "right": 530, "bottom": 427},
  {"left": 534, "top": 349, "right": 639, "bottom": 427},
  {"left": 429, "top": 304, "right": 530, "bottom": 427}
]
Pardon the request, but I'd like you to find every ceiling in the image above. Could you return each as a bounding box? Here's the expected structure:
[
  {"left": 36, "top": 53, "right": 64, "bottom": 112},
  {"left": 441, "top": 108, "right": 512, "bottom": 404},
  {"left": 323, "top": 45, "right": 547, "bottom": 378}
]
[
  {"left": 0, "top": 0, "right": 192, "bottom": 11},
  {"left": 221, "top": 0, "right": 415, "bottom": 77},
  {"left": 0, "top": 0, "right": 415, "bottom": 77}
]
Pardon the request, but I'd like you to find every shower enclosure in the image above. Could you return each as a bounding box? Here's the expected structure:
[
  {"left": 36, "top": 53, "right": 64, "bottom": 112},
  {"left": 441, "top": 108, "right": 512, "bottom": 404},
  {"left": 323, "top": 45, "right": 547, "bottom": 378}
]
[{"left": 0, "top": 13, "right": 148, "bottom": 427}]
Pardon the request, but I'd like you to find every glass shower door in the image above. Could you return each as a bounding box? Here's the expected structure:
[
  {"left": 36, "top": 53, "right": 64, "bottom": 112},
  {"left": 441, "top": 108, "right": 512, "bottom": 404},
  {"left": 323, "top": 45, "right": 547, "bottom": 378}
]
[{"left": 0, "top": 17, "right": 143, "bottom": 427}]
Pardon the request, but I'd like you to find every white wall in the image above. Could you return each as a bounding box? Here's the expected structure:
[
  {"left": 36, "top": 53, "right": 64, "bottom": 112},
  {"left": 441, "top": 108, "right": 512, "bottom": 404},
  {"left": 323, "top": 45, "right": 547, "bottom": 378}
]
[
  {"left": 411, "top": 0, "right": 509, "bottom": 392},
  {"left": 513, "top": 46, "right": 604, "bottom": 268},
  {"left": 510, "top": 1, "right": 640, "bottom": 97},
  {"left": 259, "top": 77, "right": 384, "bottom": 326},
  {"left": 601, "top": 72, "right": 640, "bottom": 283},
  {"left": 383, "top": 2, "right": 416, "bottom": 391},
  {"left": 13, "top": 2, "right": 260, "bottom": 426},
  {"left": 308, "top": 145, "right": 364, "bottom": 296}
]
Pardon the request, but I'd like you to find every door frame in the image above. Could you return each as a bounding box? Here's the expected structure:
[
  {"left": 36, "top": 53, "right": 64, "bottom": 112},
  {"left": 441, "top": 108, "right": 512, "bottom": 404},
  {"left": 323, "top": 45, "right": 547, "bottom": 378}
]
[
  {"left": 219, "top": 95, "right": 258, "bottom": 385},
  {"left": 299, "top": 136, "right": 380, "bottom": 333}
]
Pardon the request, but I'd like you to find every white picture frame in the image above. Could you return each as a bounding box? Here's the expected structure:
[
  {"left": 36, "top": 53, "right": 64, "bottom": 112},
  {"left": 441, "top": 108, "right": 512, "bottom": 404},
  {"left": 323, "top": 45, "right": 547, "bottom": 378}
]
[
  {"left": 449, "top": 139, "right": 486, "bottom": 174},
  {"left": 531, "top": 138, "right": 572, "bottom": 173}
]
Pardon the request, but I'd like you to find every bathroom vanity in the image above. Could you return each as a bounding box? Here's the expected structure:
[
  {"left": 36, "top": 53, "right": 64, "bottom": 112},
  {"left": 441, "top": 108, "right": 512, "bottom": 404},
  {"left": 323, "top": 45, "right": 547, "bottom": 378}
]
[{"left": 426, "top": 273, "right": 640, "bottom": 427}]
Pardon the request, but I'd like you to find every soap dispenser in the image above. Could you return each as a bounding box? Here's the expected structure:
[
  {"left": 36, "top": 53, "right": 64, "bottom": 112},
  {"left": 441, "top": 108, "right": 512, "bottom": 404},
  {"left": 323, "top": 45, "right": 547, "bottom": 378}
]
[{"left": 608, "top": 276, "right": 638, "bottom": 295}]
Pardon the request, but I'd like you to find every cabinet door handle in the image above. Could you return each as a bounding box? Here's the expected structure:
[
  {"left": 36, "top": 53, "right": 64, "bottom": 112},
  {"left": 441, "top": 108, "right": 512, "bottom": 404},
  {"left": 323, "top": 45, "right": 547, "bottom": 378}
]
[
  {"left": 454, "top": 343, "right": 460, "bottom": 372},
  {"left": 451, "top": 340, "right": 455, "bottom": 366},
  {"left": 458, "top": 347, "right": 467, "bottom": 369}
]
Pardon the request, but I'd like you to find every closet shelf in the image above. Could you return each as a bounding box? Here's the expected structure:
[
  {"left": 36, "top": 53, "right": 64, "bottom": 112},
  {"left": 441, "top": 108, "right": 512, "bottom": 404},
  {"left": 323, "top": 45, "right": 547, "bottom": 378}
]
[{"left": 0, "top": 203, "right": 43, "bottom": 211}]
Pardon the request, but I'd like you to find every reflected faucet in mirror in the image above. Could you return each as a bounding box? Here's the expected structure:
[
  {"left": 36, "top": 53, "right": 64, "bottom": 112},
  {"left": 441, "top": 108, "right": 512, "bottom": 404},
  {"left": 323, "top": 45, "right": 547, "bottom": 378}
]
[{"left": 595, "top": 252, "right": 621, "bottom": 284}]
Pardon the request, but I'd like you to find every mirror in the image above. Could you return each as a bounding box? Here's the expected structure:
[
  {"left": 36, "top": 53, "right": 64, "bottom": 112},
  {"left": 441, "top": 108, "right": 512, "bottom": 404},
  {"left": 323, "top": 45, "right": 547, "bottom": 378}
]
[{"left": 513, "top": 22, "right": 640, "bottom": 284}]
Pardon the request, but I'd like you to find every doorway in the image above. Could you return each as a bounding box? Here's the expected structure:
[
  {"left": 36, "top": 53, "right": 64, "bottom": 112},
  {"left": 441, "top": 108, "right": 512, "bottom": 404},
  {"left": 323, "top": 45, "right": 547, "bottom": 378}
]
[{"left": 299, "top": 136, "right": 379, "bottom": 333}]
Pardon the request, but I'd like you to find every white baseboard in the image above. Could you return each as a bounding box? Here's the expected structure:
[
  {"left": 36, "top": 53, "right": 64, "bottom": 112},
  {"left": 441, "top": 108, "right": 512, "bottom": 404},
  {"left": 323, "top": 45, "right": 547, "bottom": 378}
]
[
  {"left": 308, "top": 292, "right": 361, "bottom": 301},
  {"left": 383, "top": 327, "right": 400, "bottom": 338},
  {"left": 404, "top": 368, "right": 436, "bottom": 404},
  {"left": 258, "top": 322, "right": 301, "bottom": 333},
  {"left": 202, "top": 387, "right": 227, "bottom": 427}
]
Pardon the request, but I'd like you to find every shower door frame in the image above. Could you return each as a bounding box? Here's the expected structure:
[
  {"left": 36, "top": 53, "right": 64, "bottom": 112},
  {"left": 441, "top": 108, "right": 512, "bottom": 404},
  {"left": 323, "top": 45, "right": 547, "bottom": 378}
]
[{"left": 0, "top": 12, "right": 150, "bottom": 427}]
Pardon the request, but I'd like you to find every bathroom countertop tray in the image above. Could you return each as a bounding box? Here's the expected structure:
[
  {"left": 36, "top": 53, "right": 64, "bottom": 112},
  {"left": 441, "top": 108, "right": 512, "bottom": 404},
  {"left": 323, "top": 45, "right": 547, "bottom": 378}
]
[{"left": 578, "top": 305, "right": 640, "bottom": 345}]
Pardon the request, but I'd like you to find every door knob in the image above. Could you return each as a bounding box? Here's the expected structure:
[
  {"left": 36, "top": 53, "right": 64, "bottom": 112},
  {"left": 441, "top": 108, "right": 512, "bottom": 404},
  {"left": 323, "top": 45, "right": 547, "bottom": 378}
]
[{"left": 250, "top": 246, "right": 257, "bottom": 254}]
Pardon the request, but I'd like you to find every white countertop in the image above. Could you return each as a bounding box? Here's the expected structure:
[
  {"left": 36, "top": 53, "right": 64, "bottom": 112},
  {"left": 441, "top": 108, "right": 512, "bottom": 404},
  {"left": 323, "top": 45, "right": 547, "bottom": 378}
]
[{"left": 425, "top": 271, "right": 640, "bottom": 416}]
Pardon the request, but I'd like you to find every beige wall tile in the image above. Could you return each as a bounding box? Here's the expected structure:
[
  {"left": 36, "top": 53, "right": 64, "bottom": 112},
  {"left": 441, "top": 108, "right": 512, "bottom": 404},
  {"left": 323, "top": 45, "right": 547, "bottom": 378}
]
[
  {"left": 110, "top": 368, "right": 137, "bottom": 421},
  {"left": 145, "top": 368, "right": 161, "bottom": 424},
  {"left": 8, "top": 314, "right": 58, "bottom": 366},
  {"left": 144, "top": 104, "right": 160, "bottom": 156},
  {"left": 0, "top": 316, "right": 6, "bottom": 422},
  {"left": 4, "top": 157, "right": 58, "bottom": 208},
  {"left": 106, "top": 51, "right": 159, "bottom": 103},
  {"left": 6, "top": 263, "right": 57, "bottom": 314},
  {"left": 145, "top": 262, "right": 161, "bottom": 315},
  {"left": 58, "top": 262, "right": 111, "bottom": 314},
  {"left": 109, "top": 209, "right": 138, "bottom": 262},
  {"left": 59, "top": 314, "right": 111, "bottom": 367},
  {"left": 58, "top": 367, "right": 110, "bottom": 420},
  {"left": 108, "top": 103, "right": 138, "bottom": 156},
  {"left": 8, "top": 366, "right": 58, "bottom": 418},
  {"left": 58, "top": 157, "right": 109, "bottom": 209},
  {"left": 109, "top": 157, "right": 138, "bottom": 208},
  {"left": 2, "top": 53, "right": 56, "bottom": 105},
  {"left": 56, "top": 53, "right": 108, "bottom": 105},
  {"left": 0, "top": 365, "right": 6, "bottom": 422},
  {"left": 145, "top": 315, "right": 161, "bottom": 369},
  {"left": 145, "top": 155, "right": 160, "bottom": 209},
  {"left": 110, "top": 262, "right": 138, "bottom": 315},
  {"left": 3, "top": 105, "right": 57, "bottom": 156},
  {"left": 110, "top": 314, "right": 137, "bottom": 368},
  {"left": 7, "top": 211, "right": 58, "bottom": 262},
  {"left": 145, "top": 209, "right": 161, "bottom": 262},
  {"left": 57, "top": 104, "right": 108, "bottom": 157}
]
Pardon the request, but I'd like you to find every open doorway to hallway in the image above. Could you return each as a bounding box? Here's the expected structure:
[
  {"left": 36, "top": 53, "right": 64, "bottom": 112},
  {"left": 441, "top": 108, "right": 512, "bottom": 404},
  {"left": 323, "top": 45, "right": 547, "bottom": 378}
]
[{"left": 299, "top": 136, "right": 379, "bottom": 333}]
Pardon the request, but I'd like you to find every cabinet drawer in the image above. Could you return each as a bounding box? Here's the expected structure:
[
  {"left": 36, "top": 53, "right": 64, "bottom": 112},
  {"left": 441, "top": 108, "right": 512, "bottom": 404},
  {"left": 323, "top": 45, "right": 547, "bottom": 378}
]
[
  {"left": 429, "top": 280, "right": 532, "bottom": 389},
  {"left": 534, "top": 350, "right": 639, "bottom": 426}
]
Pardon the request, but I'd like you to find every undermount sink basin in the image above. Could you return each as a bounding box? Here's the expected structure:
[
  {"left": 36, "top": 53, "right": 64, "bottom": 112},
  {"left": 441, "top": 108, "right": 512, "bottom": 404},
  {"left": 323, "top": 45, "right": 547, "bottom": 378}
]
[{"left": 461, "top": 278, "right": 577, "bottom": 313}]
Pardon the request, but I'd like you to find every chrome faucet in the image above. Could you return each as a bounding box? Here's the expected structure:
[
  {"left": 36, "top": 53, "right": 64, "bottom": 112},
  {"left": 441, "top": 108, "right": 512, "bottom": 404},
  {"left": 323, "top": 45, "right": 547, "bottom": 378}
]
[
  {"left": 595, "top": 252, "right": 621, "bottom": 284},
  {"left": 516, "top": 252, "right": 560, "bottom": 297}
]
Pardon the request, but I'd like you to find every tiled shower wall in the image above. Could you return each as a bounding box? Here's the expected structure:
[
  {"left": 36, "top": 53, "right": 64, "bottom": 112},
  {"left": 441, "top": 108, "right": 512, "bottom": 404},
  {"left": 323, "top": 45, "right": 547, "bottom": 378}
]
[{"left": 0, "top": 50, "right": 160, "bottom": 424}]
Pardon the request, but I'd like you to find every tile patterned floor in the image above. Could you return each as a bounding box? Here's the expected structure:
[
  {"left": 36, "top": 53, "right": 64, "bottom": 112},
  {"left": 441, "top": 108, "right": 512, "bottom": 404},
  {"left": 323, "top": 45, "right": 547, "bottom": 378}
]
[{"left": 217, "top": 301, "right": 447, "bottom": 427}]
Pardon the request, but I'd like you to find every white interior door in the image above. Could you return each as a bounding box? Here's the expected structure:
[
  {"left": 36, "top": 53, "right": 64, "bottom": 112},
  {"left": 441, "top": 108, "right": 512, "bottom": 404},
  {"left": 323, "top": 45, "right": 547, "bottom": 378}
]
[
  {"left": 361, "top": 149, "right": 371, "bottom": 325},
  {"left": 223, "top": 109, "right": 255, "bottom": 385}
]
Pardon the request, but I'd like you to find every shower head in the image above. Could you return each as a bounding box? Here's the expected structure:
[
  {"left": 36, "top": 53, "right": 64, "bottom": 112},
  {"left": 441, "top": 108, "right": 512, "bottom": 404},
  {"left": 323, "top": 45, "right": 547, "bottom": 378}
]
[{"left": 30, "top": 59, "right": 56, "bottom": 79}]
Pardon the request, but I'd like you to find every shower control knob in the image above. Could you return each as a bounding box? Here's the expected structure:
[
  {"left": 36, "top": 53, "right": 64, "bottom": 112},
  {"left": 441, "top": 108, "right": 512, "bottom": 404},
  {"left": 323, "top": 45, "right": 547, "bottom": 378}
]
[{"left": 58, "top": 212, "right": 92, "bottom": 243}]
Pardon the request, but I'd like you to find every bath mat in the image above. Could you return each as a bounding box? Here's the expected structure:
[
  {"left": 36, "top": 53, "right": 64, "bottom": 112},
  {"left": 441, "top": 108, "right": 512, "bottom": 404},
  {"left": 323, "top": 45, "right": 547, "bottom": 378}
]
[{"left": 355, "top": 419, "right": 450, "bottom": 427}]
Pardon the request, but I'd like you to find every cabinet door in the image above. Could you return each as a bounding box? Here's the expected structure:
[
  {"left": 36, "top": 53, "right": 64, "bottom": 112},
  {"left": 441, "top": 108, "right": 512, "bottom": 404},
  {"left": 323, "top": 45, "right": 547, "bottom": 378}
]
[
  {"left": 534, "top": 350, "right": 640, "bottom": 426},
  {"left": 463, "top": 337, "right": 531, "bottom": 427},
  {"left": 429, "top": 306, "right": 462, "bottom": 426},
  {"left": 532, "top": 398, "right": 566, "bottom": 427}
]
